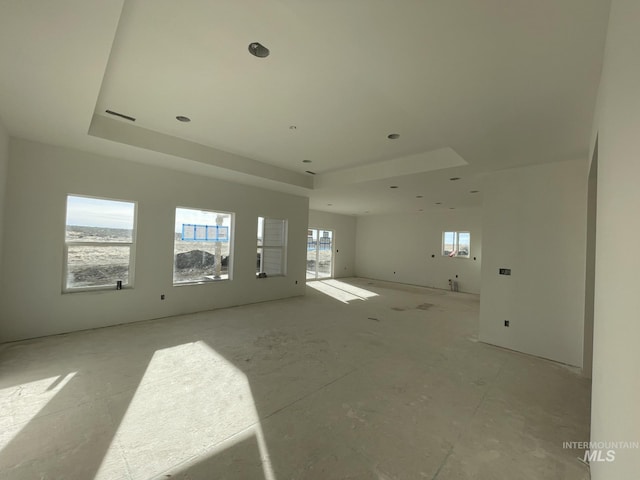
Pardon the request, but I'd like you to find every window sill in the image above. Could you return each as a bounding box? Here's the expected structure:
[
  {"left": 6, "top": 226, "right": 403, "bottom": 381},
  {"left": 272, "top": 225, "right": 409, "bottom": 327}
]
[
  {"left": 173, "top": 276, "right": 229, "bottom": 286},
  {"left": 63, "top": 285, "right": 133, "bottom": 294}
]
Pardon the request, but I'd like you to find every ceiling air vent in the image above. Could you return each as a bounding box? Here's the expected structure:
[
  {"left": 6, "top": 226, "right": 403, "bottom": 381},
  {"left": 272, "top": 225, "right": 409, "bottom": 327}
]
[{"left": 105, "top": 109, "right": 136, "bottom": 122}]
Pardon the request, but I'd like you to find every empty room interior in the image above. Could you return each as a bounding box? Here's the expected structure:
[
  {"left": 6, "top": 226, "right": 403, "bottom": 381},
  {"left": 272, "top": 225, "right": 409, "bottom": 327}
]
[{"left": 0, "top": 1, "right": 638, "bottom": 479}]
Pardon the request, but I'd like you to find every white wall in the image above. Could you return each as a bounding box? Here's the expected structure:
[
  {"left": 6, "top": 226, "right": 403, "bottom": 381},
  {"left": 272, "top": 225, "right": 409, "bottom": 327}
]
[
  {"left": 308, "top": 210, "right": 356, "bottom": 278},
  {"left": 479, "top": 159, "right": 587, "bottom": 367},
  {"left": 589, "top": 0, "right": 640, "bottom": 477},
  {"left": 582, "top": 152, "right": 597, "bottom": 379},
  {"left": 0, "top": 119, "right": 8, "bottom": 275},
  {"left": 0, "top": 139, "right": 309, "bottom": 342},
  {"left": 354, "top": 208, "right": 482, "bottom": 294}
]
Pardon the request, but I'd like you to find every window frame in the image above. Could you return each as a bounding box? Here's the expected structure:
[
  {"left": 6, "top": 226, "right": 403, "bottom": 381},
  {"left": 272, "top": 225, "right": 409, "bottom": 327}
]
[
  {"left": 442, "top": 231, "right": 471, "bottom": 258},
  {"left": 257, "top": 216, "right": 288, "bottom": 277},
  {"left": 173, "top": 206, "right": 235, "bottom": 286},
  {"left": 62, "top": 194, "right": 137, "bottom": 293},
  {"left": 306, "top": 227, "right": 334, "bottom": 280}
]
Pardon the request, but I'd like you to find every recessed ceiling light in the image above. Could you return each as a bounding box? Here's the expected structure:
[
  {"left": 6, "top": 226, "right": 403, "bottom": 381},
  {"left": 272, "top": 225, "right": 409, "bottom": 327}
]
[
  {"left": 176, "top": 116, "right": 191, "bottom": 123},
  {"left": 449, "top": 177, "right": 461, "bottom": 181},
  {"left": 416, "top": 195, "right": 423, "bottom": 198},
  {"left": 302, "top": 159, "right": 312, "bottom": 163},
  {"left": 390, "top": 185, "right": 399, "bottom": 189},
  {"left": 387, "top": 133, "right": 400, "bottom": 140},
  {"left": 470, "top": 190, "right": 479, "bottom": 193},
  {"left": 248, "top": 42, "right": 270, "bottom": 58}
]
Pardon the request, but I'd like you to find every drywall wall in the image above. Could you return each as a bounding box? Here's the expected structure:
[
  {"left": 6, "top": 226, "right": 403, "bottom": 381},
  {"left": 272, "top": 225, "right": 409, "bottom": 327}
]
[
  {"left": 583, "top": 151, "right": 597, "bottom": 379},
  {"left": 589, "top": 0, "right": 640, "bottom": 477},
  {"left": 0, "top": 119, "right": 8, "bottom": 275},
  {"left": 308, "top": 210, "right": 356, "bottom": 278},
  {"left": 0, "top": 139, "right": 308, "bottom": 342},
  {"left": 479, "top": 159, "right": 588, "bottom": 367},
  {"left": 354, "top": 208, "right": 482, "bottom": 293}
]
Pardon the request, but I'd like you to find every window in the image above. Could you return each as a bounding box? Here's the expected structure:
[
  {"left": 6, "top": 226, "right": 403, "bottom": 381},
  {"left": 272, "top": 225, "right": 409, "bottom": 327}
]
[
  {"left": 257, "top": 217, "right": 287, "bottom": 276},
  {"left": 174, "top": 207, "right": 233, "bottom": 284},
  {"left": 64, "top": 195, "right": 136, "bottom": 292},
  {"left": 442, "top": 231, "right": 471, "bottom": 258}
]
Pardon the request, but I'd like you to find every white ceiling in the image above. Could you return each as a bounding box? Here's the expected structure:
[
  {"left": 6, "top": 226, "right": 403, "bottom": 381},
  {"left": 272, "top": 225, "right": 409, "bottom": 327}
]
[{"left": 0, "top": 0, "right": 611, "bottom": 215}]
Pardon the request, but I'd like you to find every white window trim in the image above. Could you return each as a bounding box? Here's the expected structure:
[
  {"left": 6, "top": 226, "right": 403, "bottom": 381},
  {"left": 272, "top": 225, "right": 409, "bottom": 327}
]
[
  {"left": 257, "top": 217, "right": 287, "bottom": 277},
  {"left": 63, "top": 194, "right": 137, "bottom": 293},
  {"left": 442, "top": 231, "right": 471, "bottom": 259},
  {"left": 172, "top": 207, "right": 234, "bottom": 286},
  {"left": 307, "top": 227, "right": 335, "bottom": 280}
]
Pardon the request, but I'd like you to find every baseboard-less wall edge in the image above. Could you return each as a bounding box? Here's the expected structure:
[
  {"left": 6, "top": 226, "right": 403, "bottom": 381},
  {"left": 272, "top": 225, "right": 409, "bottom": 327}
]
[
  {"left": 479, "top": 339, "right": 584, "bottom": 372},
  {"left": 353, "top": 276, "right": 480, "bottom": 296},
  {"left": 0, "top": 292, "right": 306, "bottom": 346}
]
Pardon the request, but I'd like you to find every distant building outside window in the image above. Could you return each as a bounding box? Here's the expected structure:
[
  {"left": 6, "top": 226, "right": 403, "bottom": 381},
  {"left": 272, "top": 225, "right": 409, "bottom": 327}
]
[{"left": 174, "top": 207, "right": 233, "bottom": 284}]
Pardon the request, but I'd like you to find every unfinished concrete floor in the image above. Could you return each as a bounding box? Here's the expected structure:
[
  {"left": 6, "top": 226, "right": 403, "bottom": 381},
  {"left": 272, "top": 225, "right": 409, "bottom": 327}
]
[{"left": 0, "top": 278, "right": 591, "bottom": 480}]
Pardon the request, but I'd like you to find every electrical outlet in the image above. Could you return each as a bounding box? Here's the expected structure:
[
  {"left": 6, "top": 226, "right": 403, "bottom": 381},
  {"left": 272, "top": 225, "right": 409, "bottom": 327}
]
[{"left": 504, "top": 320, "right": 510, "bottom": 327}]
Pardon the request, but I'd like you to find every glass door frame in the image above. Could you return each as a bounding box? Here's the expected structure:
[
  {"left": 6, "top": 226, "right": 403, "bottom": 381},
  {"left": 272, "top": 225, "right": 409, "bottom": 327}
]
[{"left": 306, "top": 227, "right": 334, "bottom": 281}]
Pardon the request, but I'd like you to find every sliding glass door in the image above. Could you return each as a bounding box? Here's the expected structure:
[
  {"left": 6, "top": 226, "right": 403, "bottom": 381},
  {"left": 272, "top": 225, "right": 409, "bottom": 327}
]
[{"left": 306, "top": 229, "right": 333, "bottom": 280}]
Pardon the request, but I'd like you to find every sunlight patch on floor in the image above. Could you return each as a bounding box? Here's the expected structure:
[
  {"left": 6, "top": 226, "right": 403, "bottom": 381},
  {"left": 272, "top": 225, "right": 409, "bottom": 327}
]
[
  {"left": 0, "top": 373, "right": 76, "bottom": 449},
  {"left": 94, "top": 341, "right": 275, "bottom": 480},
  {"left": 307, "top": 279, "right": 378, "bottom": 303}
]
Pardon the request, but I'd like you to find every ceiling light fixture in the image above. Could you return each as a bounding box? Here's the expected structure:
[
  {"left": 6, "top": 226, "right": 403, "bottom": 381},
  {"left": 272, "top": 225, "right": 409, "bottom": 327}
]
[
  {"left": 176, "top": 116, "right": 191, "bottom": 123},
  {"left": 248, "top": 42, "right": 270, "bottom": 58},
  {"left": 387, "top": 133, "right": 400, "bottom": 140}
]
